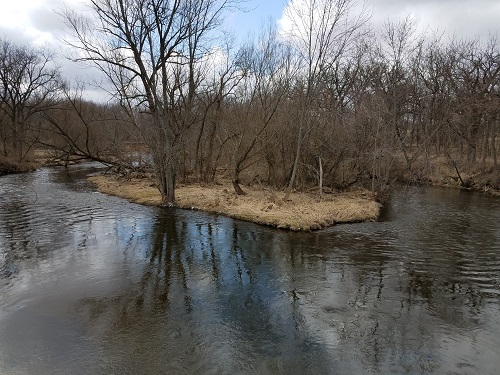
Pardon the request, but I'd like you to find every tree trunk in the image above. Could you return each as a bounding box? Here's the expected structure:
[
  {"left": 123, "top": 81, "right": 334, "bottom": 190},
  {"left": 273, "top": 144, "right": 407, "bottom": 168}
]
[
  {"left": 202, "top": 120, "right": 217, "bottom": 182},
  {"left": 446, "top": 150, "right": 467, "bottom": 188},
  {"left": 232, "top": 166, "right": 246, "bottom": 195},
  {"left": 318, "top": 156, "right": 323, "bottom": 201},
  {"left": 194, "top": 117, "right": 205, "bottom": 179},
  {"left": 492, "top": 120, "right": 498, "bottom": 170},
  {"left": 481, "top": 120, "right": 490, "bottom": 173},
  {"left": 159, "top": 163, "right": 176, "bottom": 206},
  {"left": 284, "top": 122, "right": 303, "bottom": 201}
]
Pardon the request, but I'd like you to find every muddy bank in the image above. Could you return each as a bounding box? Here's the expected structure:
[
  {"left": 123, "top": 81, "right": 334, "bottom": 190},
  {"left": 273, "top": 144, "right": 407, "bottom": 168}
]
[{"left": 88, "top": 174, "right": 380, "bottom": 231}]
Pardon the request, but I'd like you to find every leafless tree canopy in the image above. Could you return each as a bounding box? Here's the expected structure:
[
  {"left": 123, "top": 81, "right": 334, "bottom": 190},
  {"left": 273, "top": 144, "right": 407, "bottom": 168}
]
[
  {"left": 1, "top": 1, "right": 499, "bottom": 197},
  {"left": 61, "top": 0, "right": 243, "bottom": 204},
  {"left": 0, "top": 39, "right": 62, "bottom": 162}
]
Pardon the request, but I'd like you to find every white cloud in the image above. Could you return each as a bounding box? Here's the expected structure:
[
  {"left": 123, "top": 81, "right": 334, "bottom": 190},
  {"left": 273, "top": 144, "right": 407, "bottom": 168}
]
[
  {"left": 368, "top": 0, "right": 500, "bottom": 40},
  {"left": 0, "top": 0, "right": 86, "bottom": 44},
  {"left": 0, "top": 1, "right": 110, "bottom": 98},
  {"left": 0, "top": 0, "right": 44, "bottom": 30},
  {"left": 278, "top": 0, "right": 500, "bottom": 41}
]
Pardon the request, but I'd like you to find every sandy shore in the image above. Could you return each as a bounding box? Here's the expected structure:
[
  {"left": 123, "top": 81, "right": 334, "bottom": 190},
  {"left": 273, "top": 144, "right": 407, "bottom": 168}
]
[{"left": 88, "top": 174, "right": 380, "bottom": 231}]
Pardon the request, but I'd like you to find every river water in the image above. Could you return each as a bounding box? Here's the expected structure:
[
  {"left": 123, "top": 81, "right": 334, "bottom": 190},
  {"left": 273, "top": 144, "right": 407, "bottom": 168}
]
[{"left": 0, "top": 164, "right": 499, "bottom": 374}]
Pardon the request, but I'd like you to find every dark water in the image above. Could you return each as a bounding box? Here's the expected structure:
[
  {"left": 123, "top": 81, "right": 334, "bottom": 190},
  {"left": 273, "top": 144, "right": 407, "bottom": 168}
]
[{"left": 1, "top": 165, "right": 499, "bottom": 375}]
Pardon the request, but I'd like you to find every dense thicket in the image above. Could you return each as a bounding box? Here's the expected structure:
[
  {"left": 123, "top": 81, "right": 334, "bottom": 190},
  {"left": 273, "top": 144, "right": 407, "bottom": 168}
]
[
  {"left": 1, "top": 0, "right": 498, "bottom": 198},
  {"left": 0, "top": 38, "right": 62, "bottom": 162}
]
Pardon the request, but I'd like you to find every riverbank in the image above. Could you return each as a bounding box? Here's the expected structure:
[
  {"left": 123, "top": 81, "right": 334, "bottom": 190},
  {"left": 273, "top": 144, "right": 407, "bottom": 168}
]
[
  {"left": 0, "top": 150, "right": 73, "bottom": 176},
  {"left": 88, "top": 174, "right": 380, "bottom": 231},
  {"left": 407, "top": 155, "right": 500, "bottom": 196},
  {"left": 0, "top": 156, "right": 37, "bottom": 176}
]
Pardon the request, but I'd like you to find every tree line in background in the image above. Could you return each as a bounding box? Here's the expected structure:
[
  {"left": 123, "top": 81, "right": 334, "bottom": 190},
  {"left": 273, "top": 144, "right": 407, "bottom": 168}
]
[{"left": 1, "top": 0, "right": 499, "bottom": 203}]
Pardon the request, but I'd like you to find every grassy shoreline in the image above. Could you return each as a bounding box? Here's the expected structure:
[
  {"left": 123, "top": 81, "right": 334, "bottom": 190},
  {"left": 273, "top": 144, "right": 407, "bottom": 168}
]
[
  {"left": 0, "top": 156, "right": 37, "bottom": 176},
  {"left": 88, "top": 174, "right": 380, "bottom": 231}
]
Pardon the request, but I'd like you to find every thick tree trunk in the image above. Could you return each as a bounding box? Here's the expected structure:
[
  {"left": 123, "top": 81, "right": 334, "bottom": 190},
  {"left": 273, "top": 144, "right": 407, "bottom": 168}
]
[
  {"left": 232, "top": 167, "right": 246, "bottom": 195},
  {"left": 158, "top": 163, "right": 176, "bottom": 206}
]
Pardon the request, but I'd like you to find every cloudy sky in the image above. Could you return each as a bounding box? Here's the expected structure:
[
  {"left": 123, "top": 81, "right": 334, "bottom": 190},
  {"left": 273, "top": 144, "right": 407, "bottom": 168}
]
[
  {"left": 230, "top": 0, "right": 500, "bottom": 43},
  {"left": 1, "top": 0, "right": 498, "bottom": 97},
  {"left": 3, "top": 0, "right": 499, "bottom": 45},
  {"left": 368, "top": 0, "right": 500, "bottom": 39}
]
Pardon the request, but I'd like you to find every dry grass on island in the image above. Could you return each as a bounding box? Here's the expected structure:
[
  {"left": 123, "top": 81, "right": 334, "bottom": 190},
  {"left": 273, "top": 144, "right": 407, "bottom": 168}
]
[{"left": 88, "top": 174, "right": 380, "bottom": 231}]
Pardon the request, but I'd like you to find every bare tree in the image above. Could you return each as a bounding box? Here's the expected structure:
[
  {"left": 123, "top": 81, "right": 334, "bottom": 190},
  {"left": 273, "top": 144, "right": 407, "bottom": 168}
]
[
  {"left": 40, "top": 82, "right": 134, "bottom": 168},
  {"left": 63, "top": 0, "right": 241, "bottom": 205},
  {"left": 190, "top": 38, "right": 243, "bottom": 183},
  {"left": 225, "top": 24, "right": 294, "bottom": 194},
  {"left": 0, "top": 39, "right": 62, "bottom": 162},
  {"left": 281, "top": 0, "right": 369, "bottom": 200}
]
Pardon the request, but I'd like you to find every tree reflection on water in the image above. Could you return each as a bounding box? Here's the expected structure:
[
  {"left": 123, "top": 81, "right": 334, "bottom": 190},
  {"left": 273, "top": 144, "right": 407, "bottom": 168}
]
[{"left": 1, "top": 168, "right": 499, "bottom": 374}]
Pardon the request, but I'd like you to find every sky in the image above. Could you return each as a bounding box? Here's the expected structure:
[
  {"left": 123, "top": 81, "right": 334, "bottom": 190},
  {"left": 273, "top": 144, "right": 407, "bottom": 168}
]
[
  {"left": 229, "top": 0, "right": 500, "bottom": 43},
  {"left": 0, "top": 0, "right": 499, "bottom": 97},
  {"left": 2, "top": 0, "right": 499, "bottom": 46}
]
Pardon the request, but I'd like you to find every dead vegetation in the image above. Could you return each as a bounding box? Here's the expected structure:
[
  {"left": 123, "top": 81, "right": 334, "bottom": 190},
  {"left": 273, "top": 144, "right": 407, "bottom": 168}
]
[
  {"left": 0, "top": 156, "right": 37, "bottom": 176},
  {"left": 88, "top": 174, "right": 380, "bottom": 231},
  {"left": 400, "top": 154, "right": 500, "bottom": 195}
]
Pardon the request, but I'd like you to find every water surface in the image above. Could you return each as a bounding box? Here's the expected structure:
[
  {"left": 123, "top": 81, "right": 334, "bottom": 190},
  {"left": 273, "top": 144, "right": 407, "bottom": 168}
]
[{"left": 1, "top": 165, "right": 499, "bottom": 374}]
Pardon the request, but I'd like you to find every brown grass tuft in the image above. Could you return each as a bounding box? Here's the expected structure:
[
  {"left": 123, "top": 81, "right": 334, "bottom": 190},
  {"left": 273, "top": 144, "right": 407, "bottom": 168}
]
[{"left": 88, "top": 174, "right": 380, "bottom": 231}]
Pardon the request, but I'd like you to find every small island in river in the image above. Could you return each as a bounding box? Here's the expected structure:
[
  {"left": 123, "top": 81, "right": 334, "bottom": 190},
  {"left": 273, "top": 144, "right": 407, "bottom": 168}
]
[{"left": 89, "top": 174, "right": 380, "bottom": 231}]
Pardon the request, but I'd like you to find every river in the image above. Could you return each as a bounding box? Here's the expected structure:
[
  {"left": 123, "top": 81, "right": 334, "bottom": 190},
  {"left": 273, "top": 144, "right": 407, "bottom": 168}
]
[{"left": 0, "top": 164, "right": 499, "bottom": 374}]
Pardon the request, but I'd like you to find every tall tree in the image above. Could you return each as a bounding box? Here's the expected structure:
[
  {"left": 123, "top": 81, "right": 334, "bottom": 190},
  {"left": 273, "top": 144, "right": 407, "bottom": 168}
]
[
  {"left": 281, "top": 0, "right": 369, "bottom": 200},
  {"left": 0, "top": 39, "right": 61, "bottom": 161},
  {"left": 228, "top": 24, "right": 294, "bottom": 194},
  {"left": 63, "top": 0, "right": 241, "bottom": 205}
]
